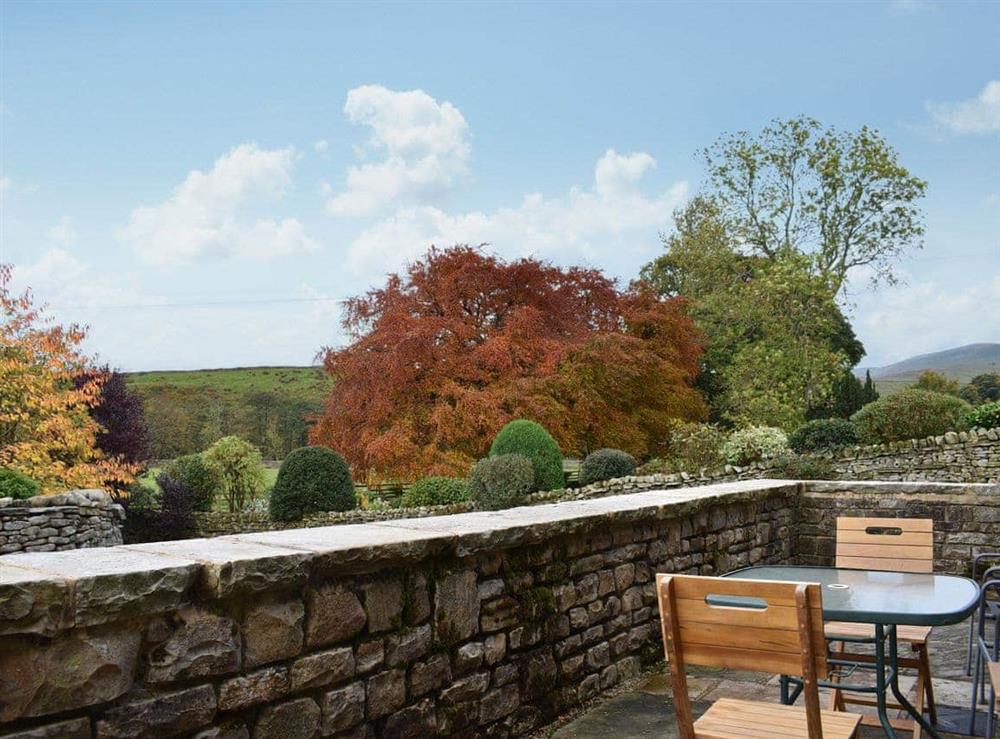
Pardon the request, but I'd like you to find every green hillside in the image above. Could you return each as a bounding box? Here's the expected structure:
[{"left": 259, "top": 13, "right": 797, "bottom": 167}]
[
  {"left": 126, "top": 366, "right": 333, "bottom": 460},
  {"left": 127, "top": 366, "right": 331, "bottom": 401},
  {"left": 859, "top": 343, "right": 1000, "bottom": 395}
]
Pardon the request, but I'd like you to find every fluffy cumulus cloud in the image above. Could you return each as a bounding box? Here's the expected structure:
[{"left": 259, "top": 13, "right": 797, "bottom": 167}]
[
  {"left": 927, "top": 80, "right": 1000, "bottom": 134},
  {"left": 118, "top": 144, "right": 317, "bottom": 266},
  {"left": 326, "top": 85, "right": 470, "bottom": 218},
  {"left": 347, "top": 148, "right": 687, "bottom": 276}
]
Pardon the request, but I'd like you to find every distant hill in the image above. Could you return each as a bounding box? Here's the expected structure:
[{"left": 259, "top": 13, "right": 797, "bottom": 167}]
[
  {"left": 125, "top": 366, "right": 333, "bottom": 459},
  {"left": 858, "top": 343, "right": 1000, "bottom": 394},
  {"left": 126, "top": 366, "right": 331, "bottom": 403}
]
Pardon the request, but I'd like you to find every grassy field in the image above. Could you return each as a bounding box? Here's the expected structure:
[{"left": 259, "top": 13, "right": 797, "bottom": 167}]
[{"left": 126, "top": 366, "right": 332, "bottom": 402}]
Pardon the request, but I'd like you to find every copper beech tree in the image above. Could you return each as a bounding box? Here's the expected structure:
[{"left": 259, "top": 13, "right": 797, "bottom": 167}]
[
  {"left": 0, "top": 265, "right": 135, "bottom": 493},
  {"left": 311, "top": 246, "right": 706, "bottom": 480}
]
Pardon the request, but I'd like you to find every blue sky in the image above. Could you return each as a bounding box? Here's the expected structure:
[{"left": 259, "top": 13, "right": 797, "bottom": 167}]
[{"left": 1, "top": 0, "right": 998, "bottom": 371}]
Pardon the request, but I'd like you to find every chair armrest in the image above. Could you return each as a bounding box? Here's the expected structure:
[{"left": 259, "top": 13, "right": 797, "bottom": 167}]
[{"left": 974, "top": 553, "right": 1000, "bottom": 578}]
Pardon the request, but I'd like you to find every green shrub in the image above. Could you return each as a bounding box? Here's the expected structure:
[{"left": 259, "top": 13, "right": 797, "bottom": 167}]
[
  {"left": 269, "top": 446, "right": 356, "bottom": 522},
  {"left": 963, "top": 400, "right": 1000, "bottom": 431},
  {"left": 722, "top": 426, "right": 790, "bottom": 466},
  {"left": 469, "top": 454, "right": 534, "bottom": 510},
  {"left": 579, "top": 449, "right": 637, "bottom": 485},
  {"left": 203, "top": 436, "right": 267, "bottom": 512},
  {"left": 660, "top": 422, "right": 727, "bottom": 473},
  {"left": 401, "top": 476, "right": 469, "bottom": 508},
  {"left": 489, "top": 419, "right": 564, "bottom": 491},
  {"left": 850, "top": 389, "right": 971, "bottom": 443},
  {"left": 768, "top": 453, "right": 835, "bottom": 481},
  {"left": 0, "top": 468, "right": 40, "bottom": 500},
  {"left": 788, "top": 418, "right": 859, "bottom": 453},
  {"left": 166, "top": 454, "right": 222, "bottom": 512}
]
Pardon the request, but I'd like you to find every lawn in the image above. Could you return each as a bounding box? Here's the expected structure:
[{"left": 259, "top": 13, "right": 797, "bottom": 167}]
[{"left": 126, "top": 365, "right": 332, "bottom": 403}]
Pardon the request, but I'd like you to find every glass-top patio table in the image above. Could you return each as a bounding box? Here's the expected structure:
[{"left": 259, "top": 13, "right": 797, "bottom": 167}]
[{"left": 724, "top": 565, "right": 980, "bottom": 739}]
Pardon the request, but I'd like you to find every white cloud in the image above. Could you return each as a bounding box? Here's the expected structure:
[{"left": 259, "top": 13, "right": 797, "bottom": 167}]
[
  {"left": 118, "top": 143, "right": 318, "bottom": 266},
  {"left": 314, "top": 139, "right": 329, "bottom": 153},
  {"left": 854, "top": 273, "right": 1000, "bottom": 365},
  {"left": 927, "top": 80, "right": 1000, "bottom": 134},
  {"left": 0, "top": 175, "right": 11, "bottom": 198},
  {"left": 46, "top": 217, "right": 78, "bottom": 247},
  {"left": 348, "top": 148, "right": 687, "bottom": 276},
  {"left": 326, "top": 85, "right": 470, "bottom": 218}
]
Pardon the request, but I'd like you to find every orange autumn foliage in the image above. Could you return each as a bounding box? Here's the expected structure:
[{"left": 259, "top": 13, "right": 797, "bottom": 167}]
[
  {"left": 311, "top": 247, "right": 706, "bottom": 480},
  {"left": 0, "top": 265, "right": 136, "bottom": 493}
]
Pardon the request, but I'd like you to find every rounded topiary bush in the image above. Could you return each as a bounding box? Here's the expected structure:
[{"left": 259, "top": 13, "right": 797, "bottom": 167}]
[
  {"left": 401, "top": 476, "right": 470, "bottom": 508},
  {"left": 788, "top": 418, "right": 860, "bottom": 453},
  {"left": 963, "top": 400, "right": 1000, "bottom": 431},
  {"left": 0, "top": 468, "right": 40, "bottom": 500},
  {"left": 469, "top": 454, "right": 534, "bottom": 510},
  {"left": 579, "top": 449, "right": 637, "bottom": 485},
  {"left": 722, "top": 426, "right": 790, "bottom": 466},
  {"left": 850, "top": 389, "right": 971, "bottom": 444},
  {"left": 166, "top": 454, "right": 222, "bottom": 512},
  {"left": 269, "top": 446, "right": 356, "bottom": 522},
  {"left": 489, "top": 419, "right": 564, "bottom": 491}
]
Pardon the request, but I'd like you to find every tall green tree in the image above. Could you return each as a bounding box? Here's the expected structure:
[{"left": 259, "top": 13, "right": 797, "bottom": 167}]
[
  {"left": 862, "top": 370, "right": 879, "bottom": 405},
  {"left": 641, "top": 198, "right": 855, "bottom": 429},
  {"left": 703, "top": 116, "right": 927, "bottom": 291}
]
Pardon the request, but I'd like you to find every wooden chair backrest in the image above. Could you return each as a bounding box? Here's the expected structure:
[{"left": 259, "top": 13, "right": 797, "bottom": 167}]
[
  {"left": 835, "top": 517, "right": 934, "bottom": 573},
  {"left": 656, "top": 574, "right": 827, "bottom": 739}
]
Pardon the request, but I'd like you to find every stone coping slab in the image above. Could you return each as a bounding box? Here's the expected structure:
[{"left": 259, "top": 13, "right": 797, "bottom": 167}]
[{"left": 0, "top": 479, "right": 799, "bottom": 635}]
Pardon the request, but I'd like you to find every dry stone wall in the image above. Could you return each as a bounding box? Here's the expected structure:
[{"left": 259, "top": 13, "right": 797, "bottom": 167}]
[
  {"left": 803, "top": 426, "right": 1000, "bottom": 483},
  {"left": 0, "top": 479, "right": 797, "bottom": 739},
  {"left": 796, "top": 480, "right": 1000, "bottom": 575},
  {"left": 0, "top": 489, "right": 123, "bottom": 554}
]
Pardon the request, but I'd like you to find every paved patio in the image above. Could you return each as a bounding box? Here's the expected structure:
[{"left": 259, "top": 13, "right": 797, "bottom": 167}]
[{"left": 545, "top": 620, "right": 994, "bottom": 738}]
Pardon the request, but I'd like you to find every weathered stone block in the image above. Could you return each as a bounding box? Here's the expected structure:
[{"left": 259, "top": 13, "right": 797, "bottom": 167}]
[
  {"left": 0, "top": 625, "right": 141, "bottom": 722},
  {"left": 403, "top": 573, "right": 431, "bottom": 624},
  {"left": 243, "top": 598, "right": 304, "bottom": 668},
  {"left": 520, "top": 648, "right": 557, "bottom": 699},
  {"left": 453, "top": 640, "right": 484, "bottom": 674},
  {"left": 304, "top": 584, "right": 365, "bottom": 647},
  {"left": 355, "top": 638, "right": 384, "bottom": 674},
  {"left": 479, "top": 684, "right": 520, "bottom": 723},
  {"left": 219, "top": 667, "right": 289, "bottom": 711},
  {"left": 253, "top": 697, "right": 320, "bottom": 739},
  {"left": 146, "top": 609, "right": 240, "bottom": 683},
  {"left": 289, "top": 646, "right": 355, "bottom": 692},
  {"left": 384, "top": 624, "right": 431, "bottom": 667},
  {"left": 382, "top": 698, "right": 436, "bottom": 739},
  {"left": 479, "top": 595, "right": 518, "bottom": 633},
  {"left": 434, "top": 570, "right": 479, "bottom": 644},
  {"left": 409, "top": 653, "right": 452, "bottom": 697},
  {"left": 320, "top": 681, "right": 365, "bottom": 733},
  {"left": 362, "top": 578, "right": 404, "bottom": 633},
  {"left": 366, "top": 669, "right": 406, "bottom": 720},
  {"left": 95, "top": 685, "right": 216, "bottom": 738},
  {"left": 439, "top": 671, "right": 489, "bottom": 705}
]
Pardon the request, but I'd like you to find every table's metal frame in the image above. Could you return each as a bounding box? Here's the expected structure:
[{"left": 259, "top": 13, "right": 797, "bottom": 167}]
[{"left": 725, "top": 565, "right": 980, "bottom": 739}]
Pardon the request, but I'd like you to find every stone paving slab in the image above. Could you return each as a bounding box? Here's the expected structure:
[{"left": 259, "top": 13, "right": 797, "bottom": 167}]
[{"left": 549, "top": 621, "right": 992, "bottom": 738}]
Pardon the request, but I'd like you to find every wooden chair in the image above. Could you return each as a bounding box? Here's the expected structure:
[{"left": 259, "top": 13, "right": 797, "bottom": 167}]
[
  {"left": 656, "top": 573, "right": 862, "bottom": 739},
  {"left": 826, "top": 517, "right": 936, "bottom": 738}
]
